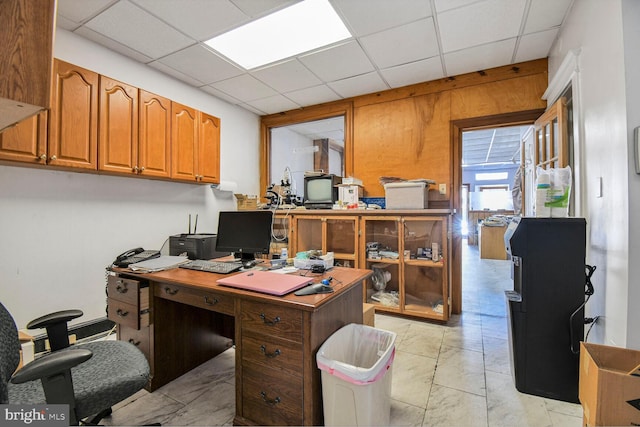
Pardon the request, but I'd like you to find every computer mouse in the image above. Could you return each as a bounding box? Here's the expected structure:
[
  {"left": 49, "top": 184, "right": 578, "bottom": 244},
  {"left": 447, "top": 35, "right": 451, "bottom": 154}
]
[
  {"left": 294, "top": 283, "right": 334, "bottom": 296},
  {"left": 242, "top": 259, "right": 257, "bottom": 269}
]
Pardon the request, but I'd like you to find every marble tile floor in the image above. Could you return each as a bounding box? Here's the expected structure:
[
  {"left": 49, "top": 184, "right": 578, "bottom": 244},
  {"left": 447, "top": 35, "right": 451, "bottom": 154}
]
[{"left": 101, "top": 242, "right": 583, "bottom": 426}]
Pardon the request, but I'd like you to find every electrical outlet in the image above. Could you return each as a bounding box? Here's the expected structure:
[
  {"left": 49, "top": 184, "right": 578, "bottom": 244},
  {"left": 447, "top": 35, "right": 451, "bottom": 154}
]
[{"left": 439, "top": 184, "right": 447, "bottom": 195}]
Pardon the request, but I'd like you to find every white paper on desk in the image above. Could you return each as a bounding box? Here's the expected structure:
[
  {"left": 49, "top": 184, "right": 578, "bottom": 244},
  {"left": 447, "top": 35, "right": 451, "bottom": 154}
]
[{"left": 129, "top": 255, "right": 189, "bottom": 272}]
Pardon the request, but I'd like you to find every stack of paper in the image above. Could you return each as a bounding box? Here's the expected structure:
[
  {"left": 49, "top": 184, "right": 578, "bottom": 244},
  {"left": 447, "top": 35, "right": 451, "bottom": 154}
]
[{"left": 129, "top": 255, "right": 189, "bottom": 272}]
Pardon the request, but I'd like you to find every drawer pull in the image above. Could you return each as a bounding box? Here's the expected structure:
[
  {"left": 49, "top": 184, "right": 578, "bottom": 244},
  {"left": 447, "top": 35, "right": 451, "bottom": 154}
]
[
  {"left": 116, "top": 309, "right": 129, "bottom": 317},
  {"left": 259, "top": 313, "right": 280, "bottom": 326},
  {"left": 260, "top": 345, "right": 281, "bottom": 358},
  {"left": 204, "top": 296, "right": 218, "bottom": 305},
  {"left": 260, "top": 391, "right": 281, "bottom": 406},
  {"left": 115, "top": 282, "right": 128, "bottom": 293},
  {"left": 128, "top": 338, "right": 141, "bottom": 346},
  {"left": 164, "top": 287, "right": 178, "bottom": 295}
]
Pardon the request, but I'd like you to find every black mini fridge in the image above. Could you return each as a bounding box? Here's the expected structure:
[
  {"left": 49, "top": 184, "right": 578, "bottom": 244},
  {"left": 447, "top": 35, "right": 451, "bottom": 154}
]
[{"left": 504, "top": 217, "right": 586, "bottom": 403}]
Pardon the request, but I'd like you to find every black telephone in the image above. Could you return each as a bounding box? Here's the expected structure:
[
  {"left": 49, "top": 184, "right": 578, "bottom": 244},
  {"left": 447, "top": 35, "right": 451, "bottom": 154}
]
[{"left": 113, "top": 247, "right": 160, "bottom": 268}]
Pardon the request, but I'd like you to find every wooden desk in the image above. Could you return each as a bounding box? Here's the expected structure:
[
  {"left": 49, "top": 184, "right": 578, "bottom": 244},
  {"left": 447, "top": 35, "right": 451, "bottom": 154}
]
[{"left": 108, "top": 266, "right": 370, "bottom": 426}]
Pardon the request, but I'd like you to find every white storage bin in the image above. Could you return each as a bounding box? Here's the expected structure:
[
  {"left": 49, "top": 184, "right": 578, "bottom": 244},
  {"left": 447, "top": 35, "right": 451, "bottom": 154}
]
[
  {"left": 384, "top": 182, "right": 429, "bottom": 209},
  {"left": 317, "top": 323, "right": 397, "bottom": 426}
]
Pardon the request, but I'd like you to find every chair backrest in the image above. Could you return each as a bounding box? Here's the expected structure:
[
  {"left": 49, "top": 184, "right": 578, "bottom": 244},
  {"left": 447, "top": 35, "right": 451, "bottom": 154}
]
[{"left": 0, "top": 302, "right": 21, "bottom": 404}]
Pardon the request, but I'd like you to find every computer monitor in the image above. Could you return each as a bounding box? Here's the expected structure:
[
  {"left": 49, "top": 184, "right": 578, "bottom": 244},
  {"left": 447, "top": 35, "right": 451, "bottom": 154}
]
[{"left": 215, "top": 210, "right": 273, "bottom": 263}]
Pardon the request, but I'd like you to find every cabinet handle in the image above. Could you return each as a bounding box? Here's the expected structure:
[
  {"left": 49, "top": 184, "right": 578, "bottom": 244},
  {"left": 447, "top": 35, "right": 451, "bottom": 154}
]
[
  {"left": 260, "top": 345, "right": 281, "bottom": 358},
  {"left": 259, "top": 313, "right": 280, "bottom": 326},
  {"left": 164, "top": 287, "right": 178, "bottom": 295},
  {"left": 128, "top": 338, "right": 141, "bottom": 346},
  {"left": 39, "top": 154, "right": 47, "bottom": 161},
  {"left": 260, "top": 391, "right": 281, "bottom": 406},
  {"left": 50, "top": 155, "right": 57, "bottom": 161},
  {"left": 139, "top": 166, "right": 145, "bottom": 172},
  {"left": 204, "top": 296, "right": 218, "bottom": 305},
  {"left": 133, "top": 166, "right": 139, "bottom": 173},
  {"left": 115, "top": 281, "right": 128, "bottom": 293},
  {"left": 116, "top": 309, "right": 129, "bottom": 317}
]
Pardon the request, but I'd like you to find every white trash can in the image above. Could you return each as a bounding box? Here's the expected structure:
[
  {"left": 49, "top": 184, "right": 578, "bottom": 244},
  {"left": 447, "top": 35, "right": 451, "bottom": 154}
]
[{"left": 316, "top": 323, "right": 397, "bottom": 426}]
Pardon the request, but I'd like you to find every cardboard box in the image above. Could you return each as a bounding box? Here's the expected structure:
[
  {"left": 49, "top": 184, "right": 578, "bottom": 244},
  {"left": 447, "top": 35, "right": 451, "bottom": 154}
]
[
  {"left": 234, "top": 194, "right": 258, "bottom": 210},
  {"left": 338, "top": 184, "right": 362, "bottom": 205},
  {"left": 384, "top": 182, "right": 429, "bottom": 209},
  {"left": 579, "top": 342, "right": 640, "bottom": 427},
  {"left": 363, "top": 303, "right": 375, "bottom": 327}
]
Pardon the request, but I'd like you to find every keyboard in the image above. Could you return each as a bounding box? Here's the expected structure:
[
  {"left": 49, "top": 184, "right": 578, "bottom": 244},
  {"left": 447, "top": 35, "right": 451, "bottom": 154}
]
[{"left": 179, "top": 260, "right": 242, "bottom": 274}]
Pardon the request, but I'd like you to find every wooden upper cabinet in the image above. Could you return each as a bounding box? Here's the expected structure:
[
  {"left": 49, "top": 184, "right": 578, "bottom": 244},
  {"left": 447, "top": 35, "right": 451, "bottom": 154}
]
[
  {"left": 99, "top": 76, "right": 138, "bottom": 174},
  {"left": 171, "top": 102, "right": 198, "bottom": 181},
  {"left": 0, "top": 111, "right": 47, "bottom": 163},
  {"left": 49, "top": 59, "right": 99, "bottom": 170},
  {"left": 198, "top": 112, "right": 221, "bottom": 184},
  {"left": 0, "top": 0, "right": 55, "bottom": 132},
  {"left": 139, "top": 90, "right": 171, "bottom": 178}
]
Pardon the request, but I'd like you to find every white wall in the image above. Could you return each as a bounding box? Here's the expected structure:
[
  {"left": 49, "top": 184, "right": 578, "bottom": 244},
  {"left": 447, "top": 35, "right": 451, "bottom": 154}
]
[
  {"left": 548, "top": 0, "right": 639, "bottom": 348},
  {"left": 0, "top": 29, "right": 260, "bottom": 330},
  {"left": 270, "top": 127, "right": 314, "bottom": 198}
]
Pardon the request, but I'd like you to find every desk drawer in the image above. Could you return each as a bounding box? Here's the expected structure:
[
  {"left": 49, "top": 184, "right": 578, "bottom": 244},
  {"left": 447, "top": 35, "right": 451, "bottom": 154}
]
[
  {"left": 107, "top": 276, "right": 141, "bottom": 306},
  {"left": 241, "top": 300, "right": 302, "bottom": 343},
  {"left": 242, "top": 361, "right": 303, "bottom": 426},
  {"left": 241, "top": 331, "right": 303, "bottom": 376},
  {"left": 107, "top": 299, "right": 146, "bottom": 330},
  {"left": 155, "top": 283, "right": 234, "bottom": 316},
  {"left": 118, "top": 324, "right": 150, "bottom": 361}
]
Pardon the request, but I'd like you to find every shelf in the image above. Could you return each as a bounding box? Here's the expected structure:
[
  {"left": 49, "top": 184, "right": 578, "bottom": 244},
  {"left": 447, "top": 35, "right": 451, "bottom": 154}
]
[{"left": 404, "top": 259, "right": 445, "bottom": 268}]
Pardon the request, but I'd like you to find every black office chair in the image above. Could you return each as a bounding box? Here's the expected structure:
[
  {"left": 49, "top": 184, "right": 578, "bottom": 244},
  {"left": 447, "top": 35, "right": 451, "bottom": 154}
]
[{"left": 0, "top": 302, "right": 150, "bottom": 425}]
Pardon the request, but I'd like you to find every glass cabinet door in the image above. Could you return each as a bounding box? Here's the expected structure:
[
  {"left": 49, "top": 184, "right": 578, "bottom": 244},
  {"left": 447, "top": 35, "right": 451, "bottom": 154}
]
[
  {"left": 294, "top": 217, "right": 322, "bottom": 254},
  {"left": 361, "top": 217, "right": 401, "bottom": 312},
  {"left": 325, "top": 217, "right": 357, "bottom": 268},
  {"left": 270, "top": 214, "right": 290, "bottom": 257},
  {"left": 401, "top": 217, "right": 449, "bottom": 320}
]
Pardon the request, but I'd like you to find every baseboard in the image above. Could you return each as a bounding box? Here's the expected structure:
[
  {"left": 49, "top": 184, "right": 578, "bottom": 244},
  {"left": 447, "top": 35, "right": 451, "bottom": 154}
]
[{"left": 32, "top": 317, "right": 116, "bottom": 354}]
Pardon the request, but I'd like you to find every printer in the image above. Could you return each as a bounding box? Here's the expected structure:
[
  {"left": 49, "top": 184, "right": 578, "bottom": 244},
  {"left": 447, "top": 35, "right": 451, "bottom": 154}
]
[{"left": 169, "top": 234, "right": 229, "bottom": 260}]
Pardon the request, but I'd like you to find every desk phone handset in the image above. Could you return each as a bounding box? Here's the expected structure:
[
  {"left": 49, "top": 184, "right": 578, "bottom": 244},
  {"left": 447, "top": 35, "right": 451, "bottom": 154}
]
[{"left": 113, "top": 247, "right": 160, "bottom": 268}]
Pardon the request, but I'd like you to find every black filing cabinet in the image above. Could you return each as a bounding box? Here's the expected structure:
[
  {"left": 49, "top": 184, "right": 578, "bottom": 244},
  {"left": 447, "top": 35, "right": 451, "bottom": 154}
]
[{"left": 505, "top": 217, "right": 586, "bottom": 403}]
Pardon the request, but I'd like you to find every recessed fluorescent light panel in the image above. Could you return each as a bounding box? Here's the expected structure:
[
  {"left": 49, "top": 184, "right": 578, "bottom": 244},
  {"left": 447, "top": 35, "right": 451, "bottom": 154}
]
[{"left": 205, "top": 0, "right": 351, "bottom": 70}]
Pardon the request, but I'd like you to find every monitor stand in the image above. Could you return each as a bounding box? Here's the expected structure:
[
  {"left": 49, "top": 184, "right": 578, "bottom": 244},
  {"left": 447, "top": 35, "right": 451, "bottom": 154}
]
[{"left": 237, "top": 252, "right": 257, "bottom": 269}]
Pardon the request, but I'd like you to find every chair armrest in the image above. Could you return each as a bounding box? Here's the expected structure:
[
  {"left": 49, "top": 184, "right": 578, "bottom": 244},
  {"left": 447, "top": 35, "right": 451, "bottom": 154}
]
[
  {"left": 10, "top": 348, "right": 93, "bottom": 384},
  {"left": 27, "top": 309, "right": 83, "bottom": 330},
  {"left": 26, "top": 309, "right": 83, "bottom": 351}
]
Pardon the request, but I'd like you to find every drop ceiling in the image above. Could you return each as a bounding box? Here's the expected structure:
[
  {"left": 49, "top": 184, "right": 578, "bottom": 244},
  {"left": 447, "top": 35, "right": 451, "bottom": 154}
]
[{"left": 56, "top": 0, "right": 574, "bottom": 117}]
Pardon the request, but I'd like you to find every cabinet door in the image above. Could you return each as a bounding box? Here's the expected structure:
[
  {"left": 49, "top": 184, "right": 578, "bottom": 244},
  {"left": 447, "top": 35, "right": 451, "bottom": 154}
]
[
  {"left": 99, "top": 76, "right": 138, "bottom": 173},
  {"left": 293, "top": 217, "right": 323, "bottom": 254},
  {"left": 0, "top": 111, "right": 47, "bottom": 164},
  {"left": 401, "top": 217, "right": 449, "bottom": 320},
  {"left": 171, "top": 102, "right": 198, "bottom": 181},
  {"left": 139, "top": 90, "right": 171, "bottom": 178},
  {"left": 361, "top": 217, "right": 401, "bottom": 311},
  {"left": 49, "top": 59, "right": 98, "bottom": 169},
  {"left": 198, "top": 112, "right": 220, "bottom": 183},
  {"left": 325, "top": 217, "right": 358, "bottom": 267}
]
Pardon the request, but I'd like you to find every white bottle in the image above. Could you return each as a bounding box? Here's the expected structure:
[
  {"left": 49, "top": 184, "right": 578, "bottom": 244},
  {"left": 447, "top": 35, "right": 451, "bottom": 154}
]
[
  {"left": 280, "top": 247, "right": 288, "bottom": 260},
  {"left": 535, "top": 174, "right": 551, "bottom": 217}
]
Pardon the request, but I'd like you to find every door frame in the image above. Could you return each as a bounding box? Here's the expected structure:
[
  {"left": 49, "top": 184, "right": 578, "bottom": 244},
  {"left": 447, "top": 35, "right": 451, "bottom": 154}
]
[{"left": 450, "top": 109, "right": 545, "bottom": 314}]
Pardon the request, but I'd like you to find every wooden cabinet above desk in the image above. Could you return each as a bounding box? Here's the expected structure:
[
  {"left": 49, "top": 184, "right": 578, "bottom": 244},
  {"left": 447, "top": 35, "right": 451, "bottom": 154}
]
[{"left": 108, "top": 266, "right": 369, "bottom": 426}]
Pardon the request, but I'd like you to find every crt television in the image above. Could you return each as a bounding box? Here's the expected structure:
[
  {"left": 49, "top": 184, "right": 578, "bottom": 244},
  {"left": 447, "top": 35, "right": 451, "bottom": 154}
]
[
  {"left": 215, "top": 210, "right": 273, "bottom": 262},
  {"left": 304, "top": 174, "right": 342, "bottom": 209}
]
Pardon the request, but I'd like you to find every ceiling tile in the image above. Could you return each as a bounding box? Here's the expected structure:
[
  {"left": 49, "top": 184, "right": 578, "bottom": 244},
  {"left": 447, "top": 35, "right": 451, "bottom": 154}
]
[
  {"left": 433, "top": 0, "right": 478, "bottom": 13},
  {"left": 327, "top": 72, "right": 388, "bottom": 98},
  {"left": 148, "top": 61, "right": 206, "bottom": 86},
  {"left": 231, "top": 0, "right": 301, "bottom": 18},
  {"left": 211, "top": 74, "right": 278, "bottom": 102},
  {"left": 158, "top": 44, "right": 244, "bottom": 84},
  {"left": 56, "top": 15, "right": 81, "bottom": 31},
  {"left": 284, "top": 85, "right": 342, "bottom": 106},
  {"left": 331, "top": 0, "right": 431, "bottom": 37},
  {"left": 298, "top": 40, "right": 374, "bottom": 82},
  {"left": 132, "top": 0, "right": 249, "bottom": 41},
  {"left": 200, "top": 85, "right": 243, "bottom": 105},
  {"left": 438, "top": 0, "right": 527, "bottom": 53},
  {"left": 238, "top": 102, "right": 268, "bottom": 115},
  {"left": 244, "top": 95, "right": 301, "bottom": 115},
  {"left": 514, "top": 29, "right": 559, "bottom": 63},
  {"left": 380, "top": 56, "right": 444, "bottom": 88},
  {"left": 251, "top": 59, "right": 322, "bottom": 93},
  {"left": 57, "top": 0, "right": 116, "bottom": 24},
  {"left": 360, "top": 18, "right": 439, "bottom": 69},
  {"left": 444, "top": 39, "right": 516, "bottom": 76},
  {"left": 74, "top": 26, "right": 154, "bottom": 63},
  {"left": 524, "top": 0, "right": 573, "bottom": 33},
  {"left": 84, "top": 0, "right": 195, "bottom": 59}
]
